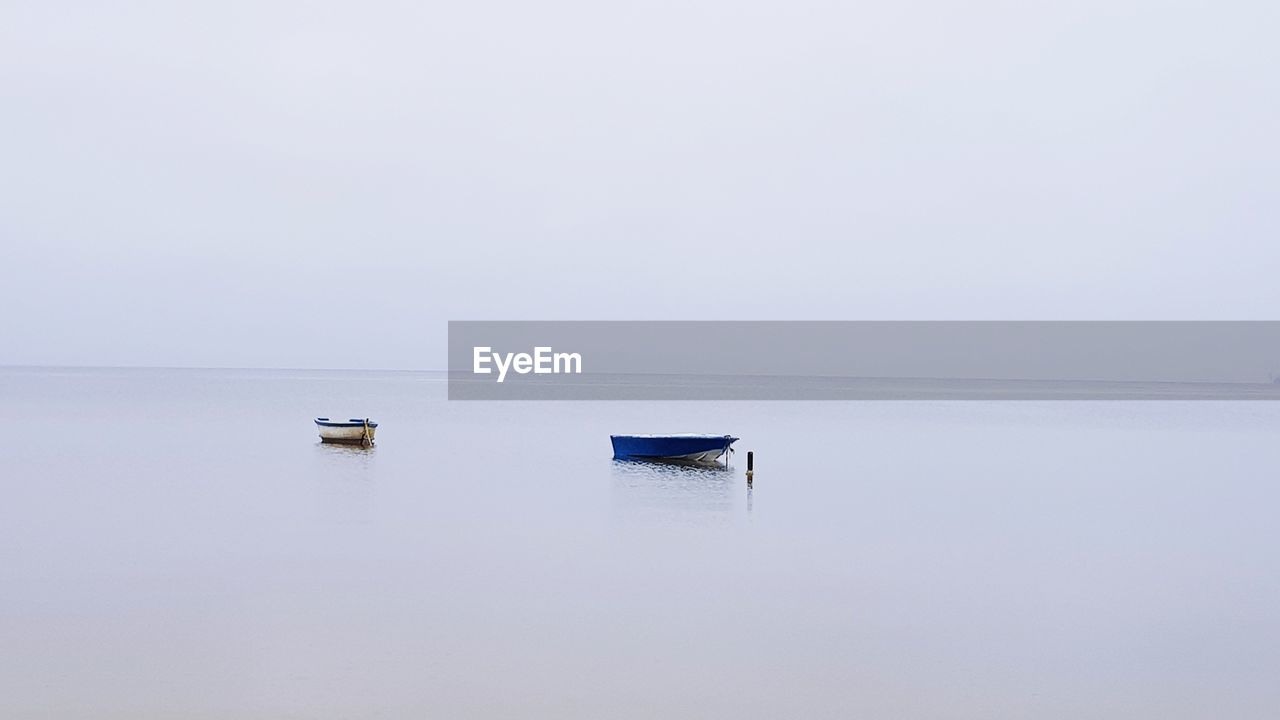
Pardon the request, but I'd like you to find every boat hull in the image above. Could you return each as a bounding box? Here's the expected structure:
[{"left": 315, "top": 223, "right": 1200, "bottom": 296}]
[
  {"left": 316, "top": 419, "right": 378, "bottom": 444},
  {"left": 610, "top": 434, "right": 738, "bottom": 463}
]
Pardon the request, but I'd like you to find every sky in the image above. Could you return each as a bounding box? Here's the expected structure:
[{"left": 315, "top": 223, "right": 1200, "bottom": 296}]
[{"left": 1, "top": 0, "right": 1277, "bottom": 369}]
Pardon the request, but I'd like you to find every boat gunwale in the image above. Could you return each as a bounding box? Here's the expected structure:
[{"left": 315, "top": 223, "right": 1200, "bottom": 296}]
[
  {"left": 315, "top": 418, "right": 379, "bottom": 428},
  {"left": 610, "top": 434, "right": 738, "bottom": 441}
]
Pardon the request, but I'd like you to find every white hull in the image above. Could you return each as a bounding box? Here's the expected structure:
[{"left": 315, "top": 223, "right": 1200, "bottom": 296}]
[{"left": 318, "top": 425, "right": 377, "bottom": 443}]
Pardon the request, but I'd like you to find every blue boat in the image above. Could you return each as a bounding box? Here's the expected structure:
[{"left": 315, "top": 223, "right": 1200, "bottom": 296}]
[{"left": 610, "top": 434, "right": 739, "bottom": 463}]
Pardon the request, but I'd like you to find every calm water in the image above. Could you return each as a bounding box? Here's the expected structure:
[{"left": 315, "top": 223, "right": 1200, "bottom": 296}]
[{"left": 3, "top": 367, "right": 1280, "bottom": 718}]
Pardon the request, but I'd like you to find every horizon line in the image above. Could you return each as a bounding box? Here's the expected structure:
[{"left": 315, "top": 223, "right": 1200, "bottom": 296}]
[
  {"left": 4, "top": 364, "right": 1279, "bottom": 386},
  {"left": 0, "top": 363, "right": 446, "bottom": 373}
]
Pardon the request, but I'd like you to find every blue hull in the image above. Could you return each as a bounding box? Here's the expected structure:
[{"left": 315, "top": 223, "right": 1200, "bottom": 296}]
[{"left": 611, "top": 434, "right": 738, "bottom": 462}]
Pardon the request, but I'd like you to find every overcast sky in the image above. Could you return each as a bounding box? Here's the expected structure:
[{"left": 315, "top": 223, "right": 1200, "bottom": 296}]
[{"left": 1, "top": 0, "right": 1277, "bottom": 369}]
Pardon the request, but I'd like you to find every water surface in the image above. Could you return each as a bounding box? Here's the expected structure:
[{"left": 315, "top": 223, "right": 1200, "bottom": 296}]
[{"left": 2, "top": 367, "right": 1279, "bottom": 718}]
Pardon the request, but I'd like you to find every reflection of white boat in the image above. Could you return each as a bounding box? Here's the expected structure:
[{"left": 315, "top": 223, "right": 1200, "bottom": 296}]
[{"left": 315, "top": 418, "right": 377, "bottom": 444}]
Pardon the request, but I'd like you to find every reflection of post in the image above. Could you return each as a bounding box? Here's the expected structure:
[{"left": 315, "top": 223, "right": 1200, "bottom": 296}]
[
  {"left": 746, "top": 451, "right": 754, "bottom": 488},
  {"left": 747, "top": 486, "right": 753, "bottom": 514}
]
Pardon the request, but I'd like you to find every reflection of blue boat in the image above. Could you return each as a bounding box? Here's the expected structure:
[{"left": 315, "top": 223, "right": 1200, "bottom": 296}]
[{"left": 611, "top": 434, "right": 738, "bottom": 463}]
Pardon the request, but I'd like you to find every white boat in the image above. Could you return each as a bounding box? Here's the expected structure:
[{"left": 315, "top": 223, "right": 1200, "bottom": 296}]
[{"left": 315, "top": 417, "right": 377, "bottom": 444}]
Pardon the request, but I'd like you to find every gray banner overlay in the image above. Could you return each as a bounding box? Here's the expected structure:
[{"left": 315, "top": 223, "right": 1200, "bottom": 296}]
[{"left": 448, "top": 321, "right": 1280, "bottom": 400}]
